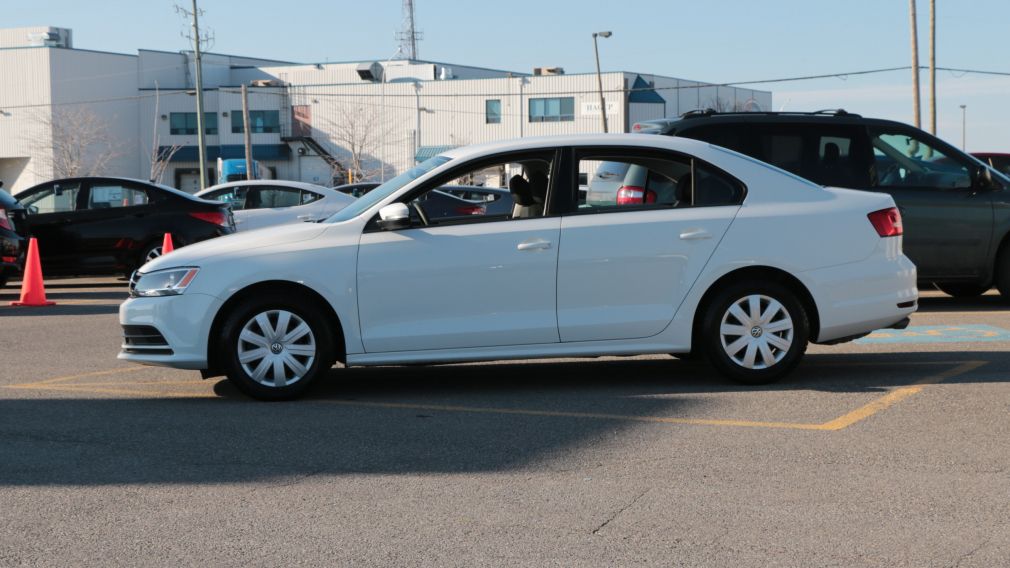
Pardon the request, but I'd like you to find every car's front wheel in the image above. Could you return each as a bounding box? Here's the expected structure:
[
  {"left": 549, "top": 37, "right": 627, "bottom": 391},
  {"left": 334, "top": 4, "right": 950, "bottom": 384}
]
[
  {"left": 996, "top": 246, "right": 1010, "bottom": 301},
  {"left": 220, "top": 296, "right": 336, "bottom": 400},
  {"left": 700, "top": 281, "right": 809, "bottom": 385}
]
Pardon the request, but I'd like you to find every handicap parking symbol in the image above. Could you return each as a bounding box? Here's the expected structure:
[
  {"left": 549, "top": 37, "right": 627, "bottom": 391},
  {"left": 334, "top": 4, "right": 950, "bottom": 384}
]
[{"left": 856, "top": 324, "right": 1010, "bottom": 344}]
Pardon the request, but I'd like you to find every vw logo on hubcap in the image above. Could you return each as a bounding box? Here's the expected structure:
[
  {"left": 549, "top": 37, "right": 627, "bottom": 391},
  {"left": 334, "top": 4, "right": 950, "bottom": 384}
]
[
  {"left": 750, "top": 326, "right": 763, "bottom": 338},
  {"left": 270, "top": 342, "right": 283, "bottom": 354}
]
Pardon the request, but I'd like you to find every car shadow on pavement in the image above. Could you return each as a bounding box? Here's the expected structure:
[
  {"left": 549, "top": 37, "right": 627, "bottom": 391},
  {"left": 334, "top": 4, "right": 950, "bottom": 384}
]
[
  {"left": 0, "top": 351, "right": 1003, "bottom": 486},
  {"left": 0, "top": 304, "right": 120, "bottom": 317}
]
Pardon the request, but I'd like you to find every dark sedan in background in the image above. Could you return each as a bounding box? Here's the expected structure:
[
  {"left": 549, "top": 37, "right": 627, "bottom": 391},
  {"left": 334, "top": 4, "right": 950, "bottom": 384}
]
[
  {"left": 16, "top": 177, "right": 235, "bottom": 276},
  {"left": 0, "top": 189, "right": 27, "bottom": 288}
]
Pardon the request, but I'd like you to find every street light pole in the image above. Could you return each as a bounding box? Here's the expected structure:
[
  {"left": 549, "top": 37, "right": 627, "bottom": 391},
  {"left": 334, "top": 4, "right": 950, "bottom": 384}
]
[
  {"left": 381, "top": 47, "right": 403, "bottom": 183},
  {"left": 190, "top": 0, "right": 208, "bottom": 190},
  {"left": 592, "top": 31, "right": 612, "bottom": 133},
  {"left": 960, "top": 104, "right": 967, "bottom": 151}
]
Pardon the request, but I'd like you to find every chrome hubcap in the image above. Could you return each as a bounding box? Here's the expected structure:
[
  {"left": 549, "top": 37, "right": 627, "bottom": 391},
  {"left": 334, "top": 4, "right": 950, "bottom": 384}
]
[
  {"left": 145, "top": 247, "right": 163, "bottom": 263},
  {"left": 237, "top": 309, "right": 317, "bottom": 388},
  {"left": 719, "top": 294, "right": 794, "bottom": 370}
]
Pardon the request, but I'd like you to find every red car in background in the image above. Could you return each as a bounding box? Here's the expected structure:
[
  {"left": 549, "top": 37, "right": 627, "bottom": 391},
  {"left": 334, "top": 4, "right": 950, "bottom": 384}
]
[{"left": 973, "top": 153, "right": 1010, "bottom": 177}]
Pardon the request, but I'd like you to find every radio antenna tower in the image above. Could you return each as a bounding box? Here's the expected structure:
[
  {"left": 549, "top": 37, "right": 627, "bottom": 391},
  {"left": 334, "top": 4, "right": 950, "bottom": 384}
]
[{"left": 396, "top": 0, "right": 422, "bottom": 60}]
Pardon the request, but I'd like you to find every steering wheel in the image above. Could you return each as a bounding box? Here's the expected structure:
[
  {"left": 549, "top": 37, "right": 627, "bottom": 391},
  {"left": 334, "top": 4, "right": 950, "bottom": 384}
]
[{"left": 411, "top": 202, "right": 429, "bottom": 226}]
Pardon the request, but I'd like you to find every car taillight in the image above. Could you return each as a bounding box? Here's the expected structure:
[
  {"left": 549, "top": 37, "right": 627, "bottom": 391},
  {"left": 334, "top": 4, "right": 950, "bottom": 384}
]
[
  {"left": 0, "top": 208, "right": 10, "bottom": 231},
  {"left": 455, "top": 204, "right": 485, "bottom": 216},
  {"left": 189, "top": 211, "right": 227, "bottom": 226},
  {"left": 867, "top": 207, "right": 903, "bottom": 237},
  {"left": 615, "top": 186, "right": 657, "bottom": 206}
]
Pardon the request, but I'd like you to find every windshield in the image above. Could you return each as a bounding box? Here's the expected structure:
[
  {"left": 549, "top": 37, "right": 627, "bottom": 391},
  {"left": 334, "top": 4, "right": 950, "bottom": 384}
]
[{"left": 326, "top": 156, "right": 451, "bottom": 222}]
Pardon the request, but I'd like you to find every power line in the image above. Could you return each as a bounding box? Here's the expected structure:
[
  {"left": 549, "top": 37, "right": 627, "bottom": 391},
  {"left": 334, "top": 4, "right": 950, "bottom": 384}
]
[{"left": 3, "top": 64, "right": 1010, "bottom": 112}]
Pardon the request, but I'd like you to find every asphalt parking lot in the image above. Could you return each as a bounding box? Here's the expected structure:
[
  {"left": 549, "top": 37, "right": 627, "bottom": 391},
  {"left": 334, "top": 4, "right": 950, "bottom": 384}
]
[{"left": 2, "top": 278, "right": 1010, "bottom": 567}]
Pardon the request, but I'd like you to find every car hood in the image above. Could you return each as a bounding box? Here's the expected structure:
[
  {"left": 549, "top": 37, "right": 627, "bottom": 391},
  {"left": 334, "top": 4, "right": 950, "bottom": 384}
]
[{"left": 141, "top": 222, "right": 329, "bottom": 272}]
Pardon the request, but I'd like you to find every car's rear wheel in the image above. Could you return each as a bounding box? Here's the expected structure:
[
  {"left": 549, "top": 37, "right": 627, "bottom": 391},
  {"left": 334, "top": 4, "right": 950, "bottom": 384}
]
[
  {"left": 935, "top": 282, "right": 989, "bottom": 298},
  {"left": 700, "top": 281, "right": 809, "bottom": 385},
  {"left": 220, "top": 296, "right": 336, "bottom": 400},
  {"left": 137, "top": 242, "right": 164, "bottom": 272}
]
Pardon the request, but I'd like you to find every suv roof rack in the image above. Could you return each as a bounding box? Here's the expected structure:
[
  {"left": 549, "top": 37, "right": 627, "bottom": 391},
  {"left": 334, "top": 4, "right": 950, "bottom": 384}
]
[{"left": 679, "top": 108, "right": 861, "bottom": 119}]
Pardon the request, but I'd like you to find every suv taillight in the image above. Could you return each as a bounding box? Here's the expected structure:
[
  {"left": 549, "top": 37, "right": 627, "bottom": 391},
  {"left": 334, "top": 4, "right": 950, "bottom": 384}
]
[
  {"left": 189, "top": 211, "right": 227, "bottom": 226},
  {"left": 868, "top": 207, "right": 903, "bottom": 237},
  {"left": 0, "top": 208, "right": 11, "bottom": 231},
  {"left": 615, "top": 186, "right": 657, "bottom": 206}
]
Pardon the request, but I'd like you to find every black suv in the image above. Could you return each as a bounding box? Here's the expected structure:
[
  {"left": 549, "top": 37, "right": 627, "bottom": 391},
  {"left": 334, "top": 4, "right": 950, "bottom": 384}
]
[{"left": 634, "top": 110, "right": 1010, "bottom": 298}]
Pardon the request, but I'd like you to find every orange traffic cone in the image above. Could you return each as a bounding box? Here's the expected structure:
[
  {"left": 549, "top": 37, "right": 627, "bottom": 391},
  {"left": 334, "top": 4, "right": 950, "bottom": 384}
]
[
  {"left": 10, "top": 237, "right": 55, "bottom": 307},
  {"left": 162, "top": 233, "right": 174, "bottom": 254}
]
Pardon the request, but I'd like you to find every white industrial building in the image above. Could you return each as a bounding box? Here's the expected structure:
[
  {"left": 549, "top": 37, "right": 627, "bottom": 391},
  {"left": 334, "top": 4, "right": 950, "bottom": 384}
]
[{"left": 0, "top": 26, "right": 771, "bottom": 194}]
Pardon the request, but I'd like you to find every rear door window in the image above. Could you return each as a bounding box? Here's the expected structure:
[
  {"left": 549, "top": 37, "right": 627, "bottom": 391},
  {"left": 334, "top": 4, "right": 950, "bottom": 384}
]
[
  {"left": 575, "top": 149, "right": 744, "bottom": 211},
  {"left": 87, "top": 184, "right": 150, "bottom": 209}
]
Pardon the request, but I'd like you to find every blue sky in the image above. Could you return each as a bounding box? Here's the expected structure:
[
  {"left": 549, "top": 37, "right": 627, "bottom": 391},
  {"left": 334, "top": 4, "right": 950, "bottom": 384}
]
[{"left": 9, "top": 0, "right": 1010, "bottom": 149}]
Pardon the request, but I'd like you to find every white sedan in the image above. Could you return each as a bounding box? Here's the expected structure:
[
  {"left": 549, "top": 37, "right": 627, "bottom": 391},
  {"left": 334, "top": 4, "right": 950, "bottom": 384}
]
[
  {"left": 196, "top": 180, "right": 355, "bottom": 231},
  {"left": 121, "top": 134, "right": 917, "bottom": 400}
]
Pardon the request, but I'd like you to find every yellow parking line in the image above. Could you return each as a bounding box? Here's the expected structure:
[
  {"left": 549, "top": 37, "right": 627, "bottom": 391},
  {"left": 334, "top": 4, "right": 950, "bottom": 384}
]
[
  {"left": 317, "top": 399, "right": 828, "bottom": 430},
  {"left": 6, "top": 367, "right": 139, "bottom": 389},
  {"left": 22, "top": 383, "right": 216, "bottom": 399},
  {"left": 319, "top": 360, "right": 987, "bottom": 432}
]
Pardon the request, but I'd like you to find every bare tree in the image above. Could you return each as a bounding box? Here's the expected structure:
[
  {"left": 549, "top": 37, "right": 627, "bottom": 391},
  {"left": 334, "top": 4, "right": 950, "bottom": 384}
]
[
  {"left": 324, "top": 104, "right": 392, "bottom": 183},
  {"left": 28, "top": 106, "right": 123, "bottom": 179},
  {"left": 150, "top": 144, "right": 182, "bottom": 185}
]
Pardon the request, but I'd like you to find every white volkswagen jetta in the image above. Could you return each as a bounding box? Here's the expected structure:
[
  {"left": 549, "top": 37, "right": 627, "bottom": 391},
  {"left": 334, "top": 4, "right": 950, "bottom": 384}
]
[{"left": 120, "top": 134, "right": 917, "bottom": 400}]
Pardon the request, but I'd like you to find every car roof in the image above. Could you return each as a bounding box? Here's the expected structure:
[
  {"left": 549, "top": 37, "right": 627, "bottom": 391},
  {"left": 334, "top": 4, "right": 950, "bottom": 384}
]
[
  {"left": 645, "top": 111, "right": 916, "bottom": 133},
  {"left": 0, "top": 190, "right": 19, "bottom": 208},
  {"left": 197, "top": 179, "right": 338, "bottom": 196},
  {"left": 436, "top": 133, "right": 723, "bottom": 162},
  {"left": 24, "top": 176, "right": 220, "bottom": 204}
]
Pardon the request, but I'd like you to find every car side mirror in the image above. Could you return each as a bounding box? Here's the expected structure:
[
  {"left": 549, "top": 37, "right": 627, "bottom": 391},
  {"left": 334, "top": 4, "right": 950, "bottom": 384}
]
[
  {"left": 376, "top": 202, "right": 411, "bottom": 230},
  {"left": 972, "top": 165, "right": 1000, "bottom": 191}
]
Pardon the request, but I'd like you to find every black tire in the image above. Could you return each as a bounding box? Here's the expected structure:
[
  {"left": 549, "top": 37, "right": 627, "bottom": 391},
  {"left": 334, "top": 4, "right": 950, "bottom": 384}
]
[
  {"left": 997, "top": 246, "right": 1010, "bottom": 300},
  {"left": 219, "top": 295, "right": 337, "bottom": 401},
  {"left": 935, "top": 282, "right": 989, "bottom": 298},
  {"left": 0, "top": 274, "right": 7, "bottom": 289},
  {"left": 699, "top": 280, "right": 809, "bottom": 385}
]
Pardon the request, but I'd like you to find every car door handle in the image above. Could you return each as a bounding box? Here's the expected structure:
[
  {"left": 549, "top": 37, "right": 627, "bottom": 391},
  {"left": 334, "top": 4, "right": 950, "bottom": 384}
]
[
  {"left": 517, "top": 239, "right": 552, "bottom": 251},
  {"left": 679, "top": 228, "right": 712, "bottom": 240},
  {"left": 297, "top": 215, "right": 314, "bottom": 222}
]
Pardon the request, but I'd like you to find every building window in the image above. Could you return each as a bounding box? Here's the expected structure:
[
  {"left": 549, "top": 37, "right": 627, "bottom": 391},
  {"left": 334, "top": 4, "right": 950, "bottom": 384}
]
[
  {"left": 485, "top": 99, "right": 502, "bottom": 124},
  {"left": 169, "top": 112, "right": 218, "bottom": 135},
  {"left": 232, "top": 110, "right": 280, "bottom": 134},
  {"left": 529, "top": 97, "right": 575, "bottom": 123}
]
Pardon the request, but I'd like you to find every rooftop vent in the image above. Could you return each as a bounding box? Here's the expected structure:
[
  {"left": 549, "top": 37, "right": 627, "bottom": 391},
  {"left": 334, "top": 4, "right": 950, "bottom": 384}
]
[
  {"left": 356, "top": 62, "right": 384, "bottom": 82},
  {"left": 533, "top": 67, "right": 564, "bottom": 76}
]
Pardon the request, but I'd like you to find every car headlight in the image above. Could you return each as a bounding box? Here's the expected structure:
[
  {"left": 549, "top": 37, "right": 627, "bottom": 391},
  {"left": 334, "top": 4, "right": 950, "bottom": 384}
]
[{"left": 131, "top": 267, "right": 199, "bottom": 297}]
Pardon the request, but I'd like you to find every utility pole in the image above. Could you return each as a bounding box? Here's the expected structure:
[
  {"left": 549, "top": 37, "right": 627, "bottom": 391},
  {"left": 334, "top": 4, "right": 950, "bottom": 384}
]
[
  {"left": 960, "top": 104, "right": 966, "bottom": 151},
  {"left": 592, "top": 31, "right": 612, "bottom": 133},
  {"left": 241, "top": 83, "right": 253, "bottom": 181},
  {"left": 928, "top": 0, "right": 937, "bottom": 134},
  {"left": 177, "top": 0, "right": 211, "bottom": 190},
  {"left": 908, "top": 0, "right": 921, "bottom": 129}
]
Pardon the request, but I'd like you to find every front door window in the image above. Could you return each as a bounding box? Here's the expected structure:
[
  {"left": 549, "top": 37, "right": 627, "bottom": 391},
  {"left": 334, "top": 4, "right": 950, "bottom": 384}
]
[
  {"left": 21, "top": 182, "right": 81, "bottom": 214},
  {"left": 871, "top": 130, "right": 971, "bottom": 189}
]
